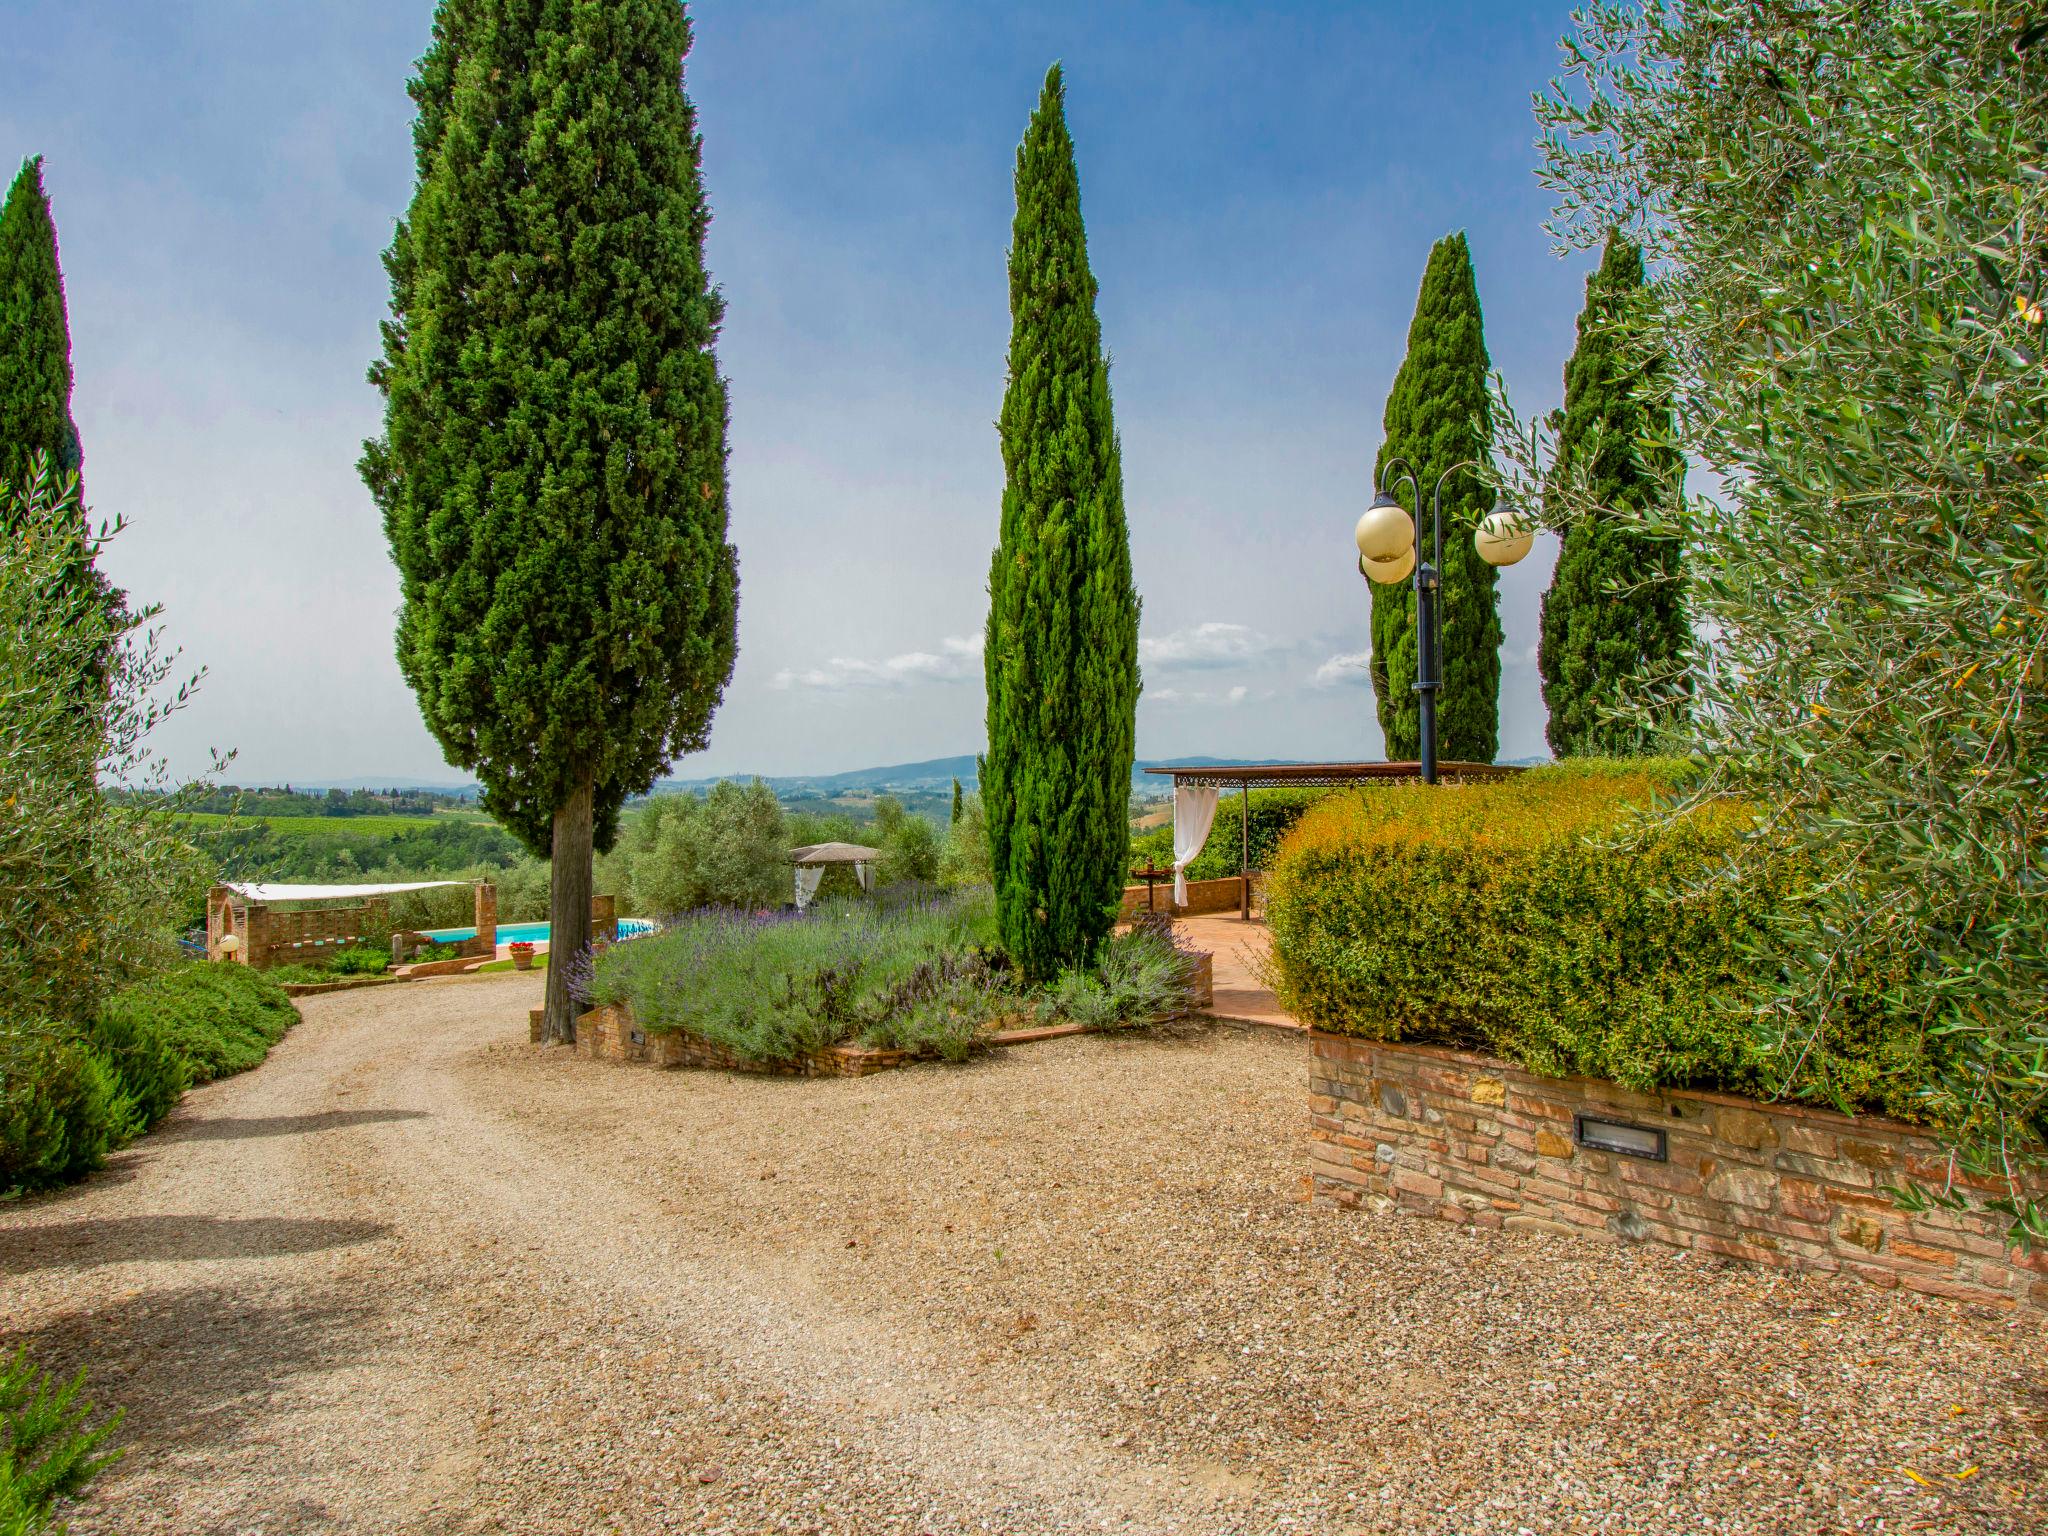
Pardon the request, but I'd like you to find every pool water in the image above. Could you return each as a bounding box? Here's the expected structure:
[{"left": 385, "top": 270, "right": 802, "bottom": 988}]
[{"left": 421, "top": 918, "right": 654, "bottom": 946}]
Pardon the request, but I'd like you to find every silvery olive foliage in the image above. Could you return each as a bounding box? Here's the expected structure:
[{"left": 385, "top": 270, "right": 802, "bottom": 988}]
[
  {"left": 1, "top": 459, "right": 221, "bottom": 1028},
  {"left": 1496, "top": 0, "right": 2048, "bottom": 1242}
]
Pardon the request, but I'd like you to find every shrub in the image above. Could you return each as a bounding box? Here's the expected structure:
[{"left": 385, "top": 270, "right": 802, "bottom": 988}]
[
  {"left": 1265, "top": 762, "right": 1939, "bottom": 1120},
  {"left": 81, "top": 1003, "right": 188, "bottom": 1134},
  {"left": 0, "top": 1025, "right": 123, "bottom": 1193},
  {"left": 586, "top": 890, "right": 1005, "bottom": 1066},
  {"left": 96, "top": 964, "right": 297, "bottom": 1086},
  {"left": 1037, "top": 918, "right": 1203, "bottom": 1032},
  {"left": 0, "top": 1348, "right": 121, "bottom": 1534},
  {"left": 326, "top": 947, "right": 388, "bottom": 977}
]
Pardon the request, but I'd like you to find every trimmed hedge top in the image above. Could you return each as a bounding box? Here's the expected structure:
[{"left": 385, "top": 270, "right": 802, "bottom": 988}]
[{"left": 1265, "top": 760, "right": 1937, "bottom": 1121}]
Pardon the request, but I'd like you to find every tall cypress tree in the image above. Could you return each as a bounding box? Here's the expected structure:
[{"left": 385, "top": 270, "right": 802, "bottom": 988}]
[
  {"left": 1370, "top": 233, "right": 1503, "bottom": 763},
  {"left": 0, "top": 156, "right": 84, "bottom": 496},
  {"left": 364, "top": 0, "right": 739, "bottom": 1042},
  {"left": 983, "top": 64, "right": 1141, "bottom": 982},
  {"left": 1538, "top": 233, "right": 1686, "bottom": 756},
  {"left": 950, "top": 776, "right": 963, "bottom": 826}
]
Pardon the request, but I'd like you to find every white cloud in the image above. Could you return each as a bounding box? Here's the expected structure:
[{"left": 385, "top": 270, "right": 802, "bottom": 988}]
[
  {"left": 772, "top": 633, "right": 982, "bottom": 693},
  {"left": 1139, "top": 622, "right": 1290, "bottom": 671},
  {"left": 1310, "top": 651, "right": 1372, "bottom": 688},
  {"left": 1148, "top": 683, "right": 1256, "bottom": 707}
]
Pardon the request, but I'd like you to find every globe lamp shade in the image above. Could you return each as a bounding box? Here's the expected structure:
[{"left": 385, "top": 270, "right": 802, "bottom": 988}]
[
  {"left": 1354, "top": 492, "right": 1415, "bottom": 564},
  {"left": 1475, "top": 503, "right": 1533, "bottom": 567},
  {"left": 1359, "top": 544, "right": 1417, "bottom": 585}
]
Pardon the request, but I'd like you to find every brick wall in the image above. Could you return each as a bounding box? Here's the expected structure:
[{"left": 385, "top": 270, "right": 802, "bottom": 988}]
[
  {"left": 1117, "top": 876, "right": 1245, "bottom": 921},
  {"left": 1310, "top": 1031, "right": 2047, "bottom": 1310}
]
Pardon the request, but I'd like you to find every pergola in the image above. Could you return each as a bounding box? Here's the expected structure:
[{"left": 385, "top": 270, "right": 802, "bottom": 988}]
[
  {"left": 789, "top": 842, "right": 883, "bottom": 910},
  {"left": 1142, "top": 760, "right": 1523, "bottom": 919}
]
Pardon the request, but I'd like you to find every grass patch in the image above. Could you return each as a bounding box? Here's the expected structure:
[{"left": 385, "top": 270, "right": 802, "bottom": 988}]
[{"left": 476, "top": 952, "right": 548, "bottom": 974}]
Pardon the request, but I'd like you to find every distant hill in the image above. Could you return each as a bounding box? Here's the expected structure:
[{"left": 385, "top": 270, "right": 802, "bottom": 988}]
[
  {"left": 276, "top": 750, "right": 1548, "bottom": 807},
  {"left": 655, "top": 752, "right": 1313, "bottom": 799}
]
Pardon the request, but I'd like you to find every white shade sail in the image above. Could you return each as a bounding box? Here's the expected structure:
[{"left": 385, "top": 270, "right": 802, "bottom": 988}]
[{"left": 224, "top": 880, "right": 470, "bottom": 903}]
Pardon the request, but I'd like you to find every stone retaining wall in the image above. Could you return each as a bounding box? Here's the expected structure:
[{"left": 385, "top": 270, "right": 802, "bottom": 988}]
[
  {"left": 1310, "top": 1031, "right": 2047, "bottom": 1310},
  {"left": 573, "top": 1004, "right": 911, "bottom": 1077},
  {"left": 1117, "top": 876, "right": 1245, "bottom": 921}
]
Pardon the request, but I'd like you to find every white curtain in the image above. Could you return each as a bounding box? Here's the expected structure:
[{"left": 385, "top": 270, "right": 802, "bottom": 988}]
[
  {"left": 794, "top": 865, "right": 825, "bottom": 911},
  {"left": 854, "top": 860, "right": 875, "bottom": 893},
  {"left": 1171, "top": 785, "right": 1220, "bottom": 906}
]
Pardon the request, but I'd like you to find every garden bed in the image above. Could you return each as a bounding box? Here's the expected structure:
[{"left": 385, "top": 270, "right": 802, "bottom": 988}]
[
  {"left": 565, "top": 984, "right": 1208, "bottom": 1077},
  {"left": 563, "top": 891, "right": 1211, "bottom": 1076}
]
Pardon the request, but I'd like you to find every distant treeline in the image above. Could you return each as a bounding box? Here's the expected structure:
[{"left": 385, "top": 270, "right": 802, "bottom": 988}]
[
  {"left": 169, "top": 785, "right": 474, "bottom": 818},
  {"left": 191, "top": 816, "right": 524, "bottom": 883}
]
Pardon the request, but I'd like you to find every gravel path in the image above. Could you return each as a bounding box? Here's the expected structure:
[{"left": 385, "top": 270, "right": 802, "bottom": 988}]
[{"left": 2, "top": 973, "right": 2042, "bottom": 1535}]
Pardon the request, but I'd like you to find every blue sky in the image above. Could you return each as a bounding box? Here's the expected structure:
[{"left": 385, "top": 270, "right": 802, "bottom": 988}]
[{"left": 4, "top": 0, "right": 1597, "bottom": 783}]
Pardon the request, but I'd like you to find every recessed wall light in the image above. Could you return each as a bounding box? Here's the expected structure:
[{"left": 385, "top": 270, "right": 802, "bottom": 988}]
[{"left": 1575, "top": 1114, "right": 1667, "bottom": 1161}]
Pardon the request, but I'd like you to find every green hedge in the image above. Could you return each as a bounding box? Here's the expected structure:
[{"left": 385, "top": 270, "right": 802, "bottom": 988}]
[
  {"left": 97, "top": 965, "right": 297, "bottom": 1086},
  {"left": 1265, "top": 760, "right": 1940, "bottom": 1120},
  {"left": 2, "top": 964, "right": 299, "bottom": 1195},
  {"left": 1129, "top": 787, "right": 1332, "bottom": 881},
  {"left": 0, "top": 1026, "right": 124, "bottom": 1193}
]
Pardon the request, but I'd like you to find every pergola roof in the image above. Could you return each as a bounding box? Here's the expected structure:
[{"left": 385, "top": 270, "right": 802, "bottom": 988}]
[
  {"left": 1142, "top": 760, "right": 1523, "bottom": 789},
  {"left": 789, "top": 842, "right": 883, "bottom": 866}
]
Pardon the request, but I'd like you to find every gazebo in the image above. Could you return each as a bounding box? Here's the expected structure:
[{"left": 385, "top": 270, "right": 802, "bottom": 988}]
[
  {"left": 1143, "top": 760, "right": 1523, "bottom": 919},
  {"left": 788, "top": 843, "right": 882, "bottom": 910}
]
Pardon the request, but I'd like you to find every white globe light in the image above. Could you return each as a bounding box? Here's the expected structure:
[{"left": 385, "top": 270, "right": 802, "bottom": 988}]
[
  {"left": 218, "top": 933, "right": 241, "bottom": 956},
  {"left": 1354, "top": 497, "right": 1415, "bottom": 563},
  {"left": 1359, "top": 544, "right": 1416, "bottom": 585},
  {"left": 1475, "top": 504, "right": 1533, "bottom": 567}
]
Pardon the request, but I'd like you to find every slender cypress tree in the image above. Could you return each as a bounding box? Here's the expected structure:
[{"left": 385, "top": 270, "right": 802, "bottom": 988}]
[
  {"left": 983, "top": 64, "right": 1141, "bottom": 982},
  {"left": 364, "top": 0, "right": 739, "bottom": 1042},
  {"left": 1538, "top": 233, "right": 1686, "bottom": 755},
  {"left": 1370, "top": 233, "right": 1502, "bottom": 762},
  {"left": 0, "top": 156, "right": 84, "bottom": 496},
  {"left": 950, "top": 776, "right": 963, "bottom": 826}
]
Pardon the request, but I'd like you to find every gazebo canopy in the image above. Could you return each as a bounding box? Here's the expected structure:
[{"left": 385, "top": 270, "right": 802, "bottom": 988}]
[
  {"left": 789, "top": 842, "right": 883, "bottom": 866},
  {"left": 788, "top": 843, "right": 882, "bottom": 910}
]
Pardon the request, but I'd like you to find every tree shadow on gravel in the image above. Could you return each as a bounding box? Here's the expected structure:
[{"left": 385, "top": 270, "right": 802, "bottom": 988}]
[
  {"left": 4, "top": 1281, "right": 388, "bottom": 1525},
  {"left": 171, "top": 1109, "right": 430, "bottom": 1142},
  {"left": 0, "top": 1215, "right": 389, "bottom": 1274}
]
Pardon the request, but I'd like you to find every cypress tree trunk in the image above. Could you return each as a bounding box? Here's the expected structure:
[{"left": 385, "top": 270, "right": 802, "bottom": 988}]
[
  {"left": 543, "top": 768, "right": 594, "bottom": 1044},
  {"left": 983, "top": 64, "right": 1141, "bottom": 983},
  {"left": 365, "top": 0, "right": 739, "bottom": 1006},
  {"left": 1538, "top": 232, "right": 1687, "bottom": 756},
  {"left": 1370, "top": 233, "right": 1502, "bottom": 763}
]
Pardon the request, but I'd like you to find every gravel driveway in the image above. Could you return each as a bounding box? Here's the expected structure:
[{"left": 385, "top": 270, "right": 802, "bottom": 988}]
[{"left": 2, "top": 973, "right": 2041, "bottom": 1535}]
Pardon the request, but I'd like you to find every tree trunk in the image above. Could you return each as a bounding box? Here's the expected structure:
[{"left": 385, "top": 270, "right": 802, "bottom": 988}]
[{"left": 543, "top": 767, "right": 595, "bottom": 1045}]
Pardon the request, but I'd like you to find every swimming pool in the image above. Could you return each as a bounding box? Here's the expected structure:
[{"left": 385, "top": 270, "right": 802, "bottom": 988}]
[{"left": 421, "top": 918, "right": 654, "bottom": 946}]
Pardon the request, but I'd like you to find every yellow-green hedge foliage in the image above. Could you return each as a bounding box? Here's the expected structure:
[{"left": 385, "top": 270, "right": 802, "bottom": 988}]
[{"left": 1265, "top": 760, "right": 1937, "bottom": 1119}]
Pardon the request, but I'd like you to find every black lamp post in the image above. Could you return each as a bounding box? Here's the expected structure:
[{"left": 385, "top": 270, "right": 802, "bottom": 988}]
[{"left": 1355, "top": 456, "right": 1532, "bottom": 784}]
